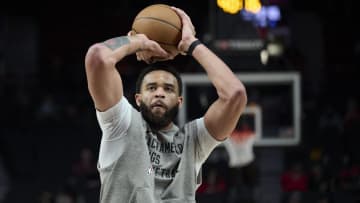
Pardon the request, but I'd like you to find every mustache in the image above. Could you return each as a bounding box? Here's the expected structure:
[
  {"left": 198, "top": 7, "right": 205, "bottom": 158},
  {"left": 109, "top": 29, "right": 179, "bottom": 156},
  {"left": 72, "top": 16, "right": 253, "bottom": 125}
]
[{"left": 150, "top": 100, "right": 167, "bottom": 109}]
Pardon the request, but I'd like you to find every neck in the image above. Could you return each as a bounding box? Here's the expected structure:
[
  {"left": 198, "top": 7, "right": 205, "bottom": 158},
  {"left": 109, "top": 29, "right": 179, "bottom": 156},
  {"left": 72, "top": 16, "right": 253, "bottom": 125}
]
[
  {"left": 162, "top": 122, "right": 174, "bottom": 131},
  {"left": 150, "top": 122, "right": 173, "bottom": 132}
]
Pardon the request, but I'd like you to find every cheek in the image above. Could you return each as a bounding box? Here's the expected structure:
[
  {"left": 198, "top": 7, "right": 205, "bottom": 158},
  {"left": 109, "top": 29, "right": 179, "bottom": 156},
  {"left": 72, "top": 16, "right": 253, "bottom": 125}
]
[
  {"left": 141, "top": 94, "right": 152, "bottom": 103},
  {"left": 169, "top": 95, "right": 180, "bottom": 105}
]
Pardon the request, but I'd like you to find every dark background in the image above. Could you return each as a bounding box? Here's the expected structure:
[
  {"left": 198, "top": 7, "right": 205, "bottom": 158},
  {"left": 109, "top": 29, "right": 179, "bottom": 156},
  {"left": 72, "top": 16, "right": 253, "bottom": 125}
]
[{"left": 0, "top": 0, "right": 359, "bottom": 202}]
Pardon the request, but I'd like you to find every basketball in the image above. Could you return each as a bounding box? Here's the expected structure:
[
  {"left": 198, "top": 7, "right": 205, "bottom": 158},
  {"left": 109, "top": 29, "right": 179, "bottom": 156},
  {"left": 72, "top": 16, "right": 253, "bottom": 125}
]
[{"left": 132, "top": 4, "right": 182, "bottom": 53}]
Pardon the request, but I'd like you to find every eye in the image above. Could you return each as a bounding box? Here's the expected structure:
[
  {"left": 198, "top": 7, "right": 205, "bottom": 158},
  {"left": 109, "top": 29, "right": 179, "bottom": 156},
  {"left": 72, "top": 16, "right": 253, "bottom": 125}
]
[
  {"left": 148, "top": 86, "right": 156, "bottom": 91},
  {"left": 164, "top": 86, "right": 174, "bottom": 92}
]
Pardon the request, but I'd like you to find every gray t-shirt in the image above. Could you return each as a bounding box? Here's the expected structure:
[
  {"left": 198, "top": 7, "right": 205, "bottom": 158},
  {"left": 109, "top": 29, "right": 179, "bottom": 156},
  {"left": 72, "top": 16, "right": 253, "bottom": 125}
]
[{"left": 96, "top": 97, "right": 221, "bottom": 202}]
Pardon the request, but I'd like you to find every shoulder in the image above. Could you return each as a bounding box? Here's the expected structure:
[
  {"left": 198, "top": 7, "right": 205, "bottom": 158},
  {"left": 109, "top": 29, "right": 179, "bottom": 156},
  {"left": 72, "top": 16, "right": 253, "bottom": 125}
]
[{"left": 183, "top": 118, "right": 207, "bottom": 134}]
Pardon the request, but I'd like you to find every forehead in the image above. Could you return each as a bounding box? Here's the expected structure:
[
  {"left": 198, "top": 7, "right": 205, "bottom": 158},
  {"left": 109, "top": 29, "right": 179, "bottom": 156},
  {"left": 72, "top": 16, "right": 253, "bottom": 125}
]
[{"left": 142, "top": 70, "right": 178, "bottom": 87}]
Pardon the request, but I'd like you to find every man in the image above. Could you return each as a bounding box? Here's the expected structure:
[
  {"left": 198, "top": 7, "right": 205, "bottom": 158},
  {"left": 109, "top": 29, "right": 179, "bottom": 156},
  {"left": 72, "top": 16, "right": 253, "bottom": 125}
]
[{"left": 85, "top": 6, "right": 247, "bottom": 203}]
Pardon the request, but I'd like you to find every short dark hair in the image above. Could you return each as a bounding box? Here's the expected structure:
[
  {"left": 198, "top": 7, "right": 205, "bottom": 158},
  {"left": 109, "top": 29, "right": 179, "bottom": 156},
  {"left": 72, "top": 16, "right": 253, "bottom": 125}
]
[{"left": 135, "top": 64, "right": 183, "bottom": 95}]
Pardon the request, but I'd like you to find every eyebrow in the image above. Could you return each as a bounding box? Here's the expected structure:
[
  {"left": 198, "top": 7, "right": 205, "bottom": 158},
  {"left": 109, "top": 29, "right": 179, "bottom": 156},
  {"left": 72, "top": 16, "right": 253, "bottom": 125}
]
[
  {"left": 145, "top": 82, "right": 175, "bottom": 87},
  {"left": 145, "top": 82, "right": 157, "bottom": 87},
  {"left": 164, "top": 83, "right": 175, "bottom": 88}
]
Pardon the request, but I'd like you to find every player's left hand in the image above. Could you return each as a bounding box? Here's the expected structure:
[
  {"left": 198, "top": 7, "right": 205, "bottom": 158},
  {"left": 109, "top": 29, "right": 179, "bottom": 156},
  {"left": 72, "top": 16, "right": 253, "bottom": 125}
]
[{"left": 171, "top": 6, "right": 197, "bottom": 55}]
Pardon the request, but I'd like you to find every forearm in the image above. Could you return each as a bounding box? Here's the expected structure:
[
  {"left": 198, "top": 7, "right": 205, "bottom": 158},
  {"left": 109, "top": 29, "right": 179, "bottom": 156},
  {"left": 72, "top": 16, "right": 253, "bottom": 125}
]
[
  {"left": 102, "top": 35, "right": 143, "bottom": 62},
  {"left": 192, "top": 43, "right": 246, "bottom": 100}
]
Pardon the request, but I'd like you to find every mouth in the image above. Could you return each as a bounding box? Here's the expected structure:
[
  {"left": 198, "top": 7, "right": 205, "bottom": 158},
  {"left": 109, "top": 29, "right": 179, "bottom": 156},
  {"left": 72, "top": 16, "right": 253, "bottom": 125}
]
[{"left": 151, "top": 101, "right": 167, "bottom": 110}]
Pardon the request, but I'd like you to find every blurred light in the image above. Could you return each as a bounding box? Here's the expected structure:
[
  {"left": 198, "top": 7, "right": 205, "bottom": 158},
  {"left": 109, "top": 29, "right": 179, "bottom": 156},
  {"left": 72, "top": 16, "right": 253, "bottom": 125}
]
[
  {"left": 267, "top": 42, "right": 283, "bottom": 56},
  {"left": 267, "top": 6, "right": 281, "bottom": 22},
  {"left": 217, "top": 0, "right": 261, "bottom": 14},
  {"left": 217, "top": 0, "right": 243, "bottom": 14},
  {"left": 260, "top": 49, "right": 269, "bottom": 65},
  {"left": 214, "top": 39, "right": 264, "bottom": 51},
  {"left": 242, "top": 5, "right": 281, "bottom": 28},
  {"left": 245, "top": 0, "right": 262, "bottom": 13}
]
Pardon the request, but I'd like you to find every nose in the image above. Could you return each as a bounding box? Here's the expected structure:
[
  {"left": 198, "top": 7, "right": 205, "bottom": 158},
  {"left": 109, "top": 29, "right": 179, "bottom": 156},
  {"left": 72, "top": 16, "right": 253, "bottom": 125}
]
[{"left": 154, "top": 87, "right": 165, "bottom": 98}]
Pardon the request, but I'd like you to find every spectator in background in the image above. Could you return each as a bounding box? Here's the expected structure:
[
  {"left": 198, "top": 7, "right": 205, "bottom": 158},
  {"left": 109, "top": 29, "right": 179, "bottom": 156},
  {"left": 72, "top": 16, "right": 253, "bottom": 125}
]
[
  {"left": 71, "top": 147, "right": 98, "bottom": 182},
  {"left": 197, "top": 168, "right": 227, "bottom": 194},
  {"left": 308, "top": 163, "right": 329, "bottom": 193},
  {"left": 281, "top": 162, "right": 309, "bottom": 192},
  {"left": 196, "top": 167, "right": 227, "bottom": 203},
  {"left": 281, "top": 162, "right": 309, "bottom": 203},
  {"left": 68, "top": 147, "right": 99, "bottom": 203},
  {"left": 338, "top": 155, "right": 360, "bottom": 192}
]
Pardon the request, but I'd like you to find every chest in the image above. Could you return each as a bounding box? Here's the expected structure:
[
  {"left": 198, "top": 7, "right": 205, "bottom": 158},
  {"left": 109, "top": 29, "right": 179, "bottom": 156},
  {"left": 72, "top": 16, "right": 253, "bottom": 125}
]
[{"left": 146, "top": 132, "right": 185, "bottom": 178}]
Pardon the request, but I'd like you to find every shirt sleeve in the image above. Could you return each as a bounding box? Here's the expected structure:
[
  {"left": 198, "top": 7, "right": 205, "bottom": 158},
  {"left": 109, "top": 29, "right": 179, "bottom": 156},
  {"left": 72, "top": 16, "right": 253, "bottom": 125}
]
[
  {"left": 96, "top": 97, "right": 132, "bottom": 168},
  {"left": 96, "top": 96, "right": 132, "bottom": 141},
  {"left": 194, "top": 117, "right": 222, "bottom": 175}
]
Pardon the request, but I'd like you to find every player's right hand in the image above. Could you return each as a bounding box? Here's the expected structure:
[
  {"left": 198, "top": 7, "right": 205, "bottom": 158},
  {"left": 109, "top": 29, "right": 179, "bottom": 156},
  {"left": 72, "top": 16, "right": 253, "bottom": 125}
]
[{"left": 128, "top": 31, "right": 169, "bottom": 64}]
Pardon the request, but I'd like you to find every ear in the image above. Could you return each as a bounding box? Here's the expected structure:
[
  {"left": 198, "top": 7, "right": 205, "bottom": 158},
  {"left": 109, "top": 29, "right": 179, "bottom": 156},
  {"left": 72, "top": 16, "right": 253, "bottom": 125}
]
[
  {"left": 177, "top": 96, "right": 183, "bottom": 107},
  {"left": 135, "top": 94, "right": 142, "bottom": 107}
]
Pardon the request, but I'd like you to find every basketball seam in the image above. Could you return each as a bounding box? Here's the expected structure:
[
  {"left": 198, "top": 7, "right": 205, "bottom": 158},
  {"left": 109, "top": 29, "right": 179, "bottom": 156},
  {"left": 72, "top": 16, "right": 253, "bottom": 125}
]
[
  {"left": 132, "top": 28, "right": 178, "bottom": 46},
  {"left": 134, "top": 17, "right": 181, "bottom": 31}
]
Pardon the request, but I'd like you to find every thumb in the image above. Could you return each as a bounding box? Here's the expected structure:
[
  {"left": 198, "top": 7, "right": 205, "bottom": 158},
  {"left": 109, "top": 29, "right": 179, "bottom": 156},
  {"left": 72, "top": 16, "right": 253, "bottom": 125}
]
[
  {"left": 127, "top": 30, "right": 136, "bottom": 36},
  {"left": 177, "top": 40, "right": 188, "bottom": 54}
]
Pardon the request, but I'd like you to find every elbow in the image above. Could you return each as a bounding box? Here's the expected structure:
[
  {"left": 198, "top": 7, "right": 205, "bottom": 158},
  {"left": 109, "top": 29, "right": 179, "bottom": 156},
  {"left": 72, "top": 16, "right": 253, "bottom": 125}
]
[
  {"left": 85, "top": 43, "right": 112, "bottom": 71},
  {"left": 229, "top": 84, "right": 247, "bottom": 109}
]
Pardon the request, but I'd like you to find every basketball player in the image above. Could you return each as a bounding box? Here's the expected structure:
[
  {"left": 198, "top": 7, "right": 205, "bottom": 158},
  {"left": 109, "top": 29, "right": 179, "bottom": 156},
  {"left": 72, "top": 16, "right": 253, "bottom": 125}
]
[{"left": 85, "top": 7, "right": 247, "bottom": 203}]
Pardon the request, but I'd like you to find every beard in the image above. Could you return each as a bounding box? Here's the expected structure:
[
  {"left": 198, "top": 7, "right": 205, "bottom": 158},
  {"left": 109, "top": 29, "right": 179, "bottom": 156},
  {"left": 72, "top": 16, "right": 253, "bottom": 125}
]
[{"left": 139, "top": 101, "right": 179, "bottom": 131}]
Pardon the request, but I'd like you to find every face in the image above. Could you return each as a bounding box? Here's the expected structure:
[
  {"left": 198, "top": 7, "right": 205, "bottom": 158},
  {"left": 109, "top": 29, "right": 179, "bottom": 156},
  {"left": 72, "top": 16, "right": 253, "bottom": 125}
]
[{"left": 135, "top": 70, "right": 183, "bottom": 130}]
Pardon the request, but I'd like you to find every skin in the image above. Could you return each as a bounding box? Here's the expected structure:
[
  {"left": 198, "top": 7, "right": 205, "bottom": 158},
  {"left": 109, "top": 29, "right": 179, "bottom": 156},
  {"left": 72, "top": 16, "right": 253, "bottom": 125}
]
[
  {"left": 85, "top": 6, "right": 247, "bottom": 141},
  {"left": 135, "top": 70, "right": 183, "bottom": 130}
]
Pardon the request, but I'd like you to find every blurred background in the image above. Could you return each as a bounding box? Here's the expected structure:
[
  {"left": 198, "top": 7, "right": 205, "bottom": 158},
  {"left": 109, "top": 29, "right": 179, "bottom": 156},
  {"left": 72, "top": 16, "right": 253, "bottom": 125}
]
[{"left": 0, "top": 0, "right": 359, "bottom": 202}]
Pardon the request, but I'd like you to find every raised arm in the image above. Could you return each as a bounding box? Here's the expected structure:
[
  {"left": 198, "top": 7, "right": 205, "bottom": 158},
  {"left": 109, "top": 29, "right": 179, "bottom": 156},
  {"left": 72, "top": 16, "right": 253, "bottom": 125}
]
[
  {"left": 173, "top": 7, "right": 247, "bottom": 141},
  {"left": 85, "top": 34, "right": 168, "bottom": 111}
]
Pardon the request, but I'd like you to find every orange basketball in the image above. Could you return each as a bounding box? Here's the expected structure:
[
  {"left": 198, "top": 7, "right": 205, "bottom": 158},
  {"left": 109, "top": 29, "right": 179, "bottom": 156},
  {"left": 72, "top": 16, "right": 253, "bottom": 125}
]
[{"left": 132, "top": 4, "right": 182, "bottom": 53}]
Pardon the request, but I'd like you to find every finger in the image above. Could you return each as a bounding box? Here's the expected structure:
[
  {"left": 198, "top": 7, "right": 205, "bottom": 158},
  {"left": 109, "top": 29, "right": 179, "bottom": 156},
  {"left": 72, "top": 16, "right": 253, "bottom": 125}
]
[
  {"left": 128, "top": 30, "right": 136, "bottom": 36},
  {"left": 182, "top": 11, "right": 193, "bottom": 25},
  {"left": 177, "top": 41, "right": 186, "bottom": 52},
  {"left": 150, "top": 43, "right": 169, "bottom": 58},
  {"left": 171, "top": 7, "right": 186, "bottom": 20},
  {"left": 184, "top": 16, "right": 195, "bottom": 34},
  {"left": 171, "top": 7, "right": 195, "bottom": 34},
  {"left": 144, "top": 57, "right": 153, "bottom": 64},
  {"left": 172, "top": 7, "right": 192, "bottom": 24},
  {"left": 137, "top": 52, "right": 147, "bottom": 62},
  {"left": 136, "top": 53, "right": 141, "bottom": 61},
  {"left": 140, "top": 51, "right": 157, "bottom": 64}
]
